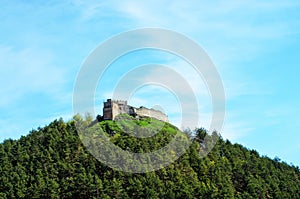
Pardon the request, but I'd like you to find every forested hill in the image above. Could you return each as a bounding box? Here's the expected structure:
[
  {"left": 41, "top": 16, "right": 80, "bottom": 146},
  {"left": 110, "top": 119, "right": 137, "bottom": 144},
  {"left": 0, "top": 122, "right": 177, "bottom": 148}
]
[{"left": 0, "top": 116, "right": 299, "bottom": 198}]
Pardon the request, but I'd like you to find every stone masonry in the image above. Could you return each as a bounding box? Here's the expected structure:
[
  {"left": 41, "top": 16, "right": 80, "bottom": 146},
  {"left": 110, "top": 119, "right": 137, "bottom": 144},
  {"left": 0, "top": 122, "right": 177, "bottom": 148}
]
[{"left": 103, "top": 99, "right": 168, "bottom": 122}]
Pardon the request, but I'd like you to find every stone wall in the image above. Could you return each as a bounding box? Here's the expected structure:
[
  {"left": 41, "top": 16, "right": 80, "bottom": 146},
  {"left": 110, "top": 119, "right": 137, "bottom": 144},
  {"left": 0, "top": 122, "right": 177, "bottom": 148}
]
[
  {"left": 103, "top": 99, "right": 128, "bottom": 120},
  {"left": 102, "top": 99, "right": 168, "bottom": 122},
  {"left": 134, "top": 107, "right": 168, "bottom": 122}
]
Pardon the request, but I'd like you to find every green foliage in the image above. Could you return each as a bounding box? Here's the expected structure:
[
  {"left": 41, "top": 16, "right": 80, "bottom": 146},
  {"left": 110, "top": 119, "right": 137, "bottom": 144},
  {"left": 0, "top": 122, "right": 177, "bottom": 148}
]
[{"left": 0, "top": 116, "right": 299, "bottom": 198}]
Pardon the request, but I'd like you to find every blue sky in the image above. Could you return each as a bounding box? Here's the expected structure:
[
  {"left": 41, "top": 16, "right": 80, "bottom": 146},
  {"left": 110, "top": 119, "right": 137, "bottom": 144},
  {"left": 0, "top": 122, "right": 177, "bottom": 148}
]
[{"left": 1, "top": 1, "right": 300, "bottom": 166}]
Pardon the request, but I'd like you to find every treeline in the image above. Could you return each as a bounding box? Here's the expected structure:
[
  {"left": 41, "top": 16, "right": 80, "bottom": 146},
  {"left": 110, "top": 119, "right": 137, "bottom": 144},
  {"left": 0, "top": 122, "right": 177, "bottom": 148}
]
[{"left": 0, "top": 116, "right": 299, "bottom": 198}]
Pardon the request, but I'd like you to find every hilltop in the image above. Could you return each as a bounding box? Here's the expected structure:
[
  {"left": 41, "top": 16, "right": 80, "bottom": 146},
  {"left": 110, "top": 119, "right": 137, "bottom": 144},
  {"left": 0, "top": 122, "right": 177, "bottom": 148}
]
[{"left": 0, "top": 115, "right": 299, "bottom": 198}]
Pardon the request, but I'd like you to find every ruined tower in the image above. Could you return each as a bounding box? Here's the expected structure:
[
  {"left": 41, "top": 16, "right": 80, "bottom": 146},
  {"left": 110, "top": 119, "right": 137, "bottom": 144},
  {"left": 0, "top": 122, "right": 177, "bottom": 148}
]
[
  {"left": 103, "top": 99, "right": 129, "bottom": 120},
  {"left": 102, "top": 99, "right": 168, "bottom": 122}
]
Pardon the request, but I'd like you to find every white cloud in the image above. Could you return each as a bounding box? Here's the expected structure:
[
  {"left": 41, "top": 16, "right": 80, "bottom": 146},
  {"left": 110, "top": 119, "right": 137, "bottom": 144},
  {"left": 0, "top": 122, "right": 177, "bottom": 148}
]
[
  {"left": 0, "top": 0, "right": 298, "bottom": 166},
  {"left": 116, "top": 1, "right": 300, "bottom": 60}
]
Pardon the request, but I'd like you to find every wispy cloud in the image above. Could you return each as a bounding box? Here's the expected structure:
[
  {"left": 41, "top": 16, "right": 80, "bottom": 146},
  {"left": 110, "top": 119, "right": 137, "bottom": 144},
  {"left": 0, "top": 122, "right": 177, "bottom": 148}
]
[{"left": 107, "top": 1, "right": 300, "bottom": 146}]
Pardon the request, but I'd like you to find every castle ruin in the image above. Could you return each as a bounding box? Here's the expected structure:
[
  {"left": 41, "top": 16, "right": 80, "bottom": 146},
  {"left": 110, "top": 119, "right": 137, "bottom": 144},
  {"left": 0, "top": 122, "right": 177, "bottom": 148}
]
[{"left": 102, "top": 99, "right": 168, "bottom": 122}]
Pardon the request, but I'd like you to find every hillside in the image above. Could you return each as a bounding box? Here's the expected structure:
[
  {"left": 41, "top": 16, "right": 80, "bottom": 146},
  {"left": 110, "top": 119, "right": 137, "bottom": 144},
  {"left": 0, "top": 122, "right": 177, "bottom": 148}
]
[{"left": 0, "top": 116, "right": 299, "bottom": 198}]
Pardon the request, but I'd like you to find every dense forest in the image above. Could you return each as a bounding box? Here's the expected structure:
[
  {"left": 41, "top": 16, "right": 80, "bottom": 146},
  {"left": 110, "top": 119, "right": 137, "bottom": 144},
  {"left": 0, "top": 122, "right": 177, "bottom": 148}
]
[{"left": 0, "top": 115, "right": 299, "bottom": 198}]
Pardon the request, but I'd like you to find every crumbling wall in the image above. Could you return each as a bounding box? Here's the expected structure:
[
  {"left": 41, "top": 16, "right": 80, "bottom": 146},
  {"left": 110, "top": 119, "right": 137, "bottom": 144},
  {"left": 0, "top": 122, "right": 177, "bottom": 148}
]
[
  {"left": 134, "top": 107, "right": 168, "bottom": 122},
  {"left": 102, "top": 99, "right": 168, "bottom": 122}
]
